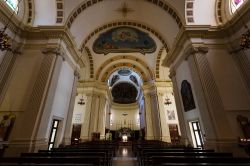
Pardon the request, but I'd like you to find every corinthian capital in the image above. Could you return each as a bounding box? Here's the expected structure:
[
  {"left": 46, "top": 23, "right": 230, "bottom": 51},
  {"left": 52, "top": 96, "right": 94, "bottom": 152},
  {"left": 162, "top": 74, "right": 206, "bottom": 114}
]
[{"left": 184, "top": 46, "right": 209, "bottom": 59}]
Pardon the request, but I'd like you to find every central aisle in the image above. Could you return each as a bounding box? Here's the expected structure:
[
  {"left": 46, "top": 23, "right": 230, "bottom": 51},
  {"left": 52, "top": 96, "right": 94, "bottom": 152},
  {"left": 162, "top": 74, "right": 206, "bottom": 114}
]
[{"left": 112, "top": 145, "right": 137, "bottom": 166}]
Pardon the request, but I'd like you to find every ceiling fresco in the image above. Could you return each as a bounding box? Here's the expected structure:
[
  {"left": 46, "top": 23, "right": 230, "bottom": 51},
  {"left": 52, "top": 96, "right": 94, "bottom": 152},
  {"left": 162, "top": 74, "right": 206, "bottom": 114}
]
[{"left": 93, "top": 26, "right": 157, "bottom": 55}]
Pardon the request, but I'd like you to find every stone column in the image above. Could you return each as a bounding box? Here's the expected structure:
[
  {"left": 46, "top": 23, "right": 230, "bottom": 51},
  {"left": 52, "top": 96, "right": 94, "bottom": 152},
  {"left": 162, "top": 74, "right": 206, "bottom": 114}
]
[
  {"left": 97, "top": 96, "right": 107, "bottom": 139},
  {"left": 6, "top": 47, "right": 62, "bottom": 155},
  {"left": 230, "top": 50, "right": 250, "bottom": 96},
  {"left": 186, "top": 46, "right": 235, "bottom": 152},
  {"left": 62, "top": 70, "right": 79, "bottom": 145},
  {"left": 143, "top": 84, "right": 161, "bottom": 140},
  {"left": 80, "top": 92, "right": 94, "bottom": 140},
  {"left": 0, "top": 49, "right": 21, "bottom": 105},
  {"left": 169, "top": 68, "right": 188, "bottom": 141},
  {"left": 156, "top": 91, "right": 171, "bottom": 142},
  {"left": 143, "top": 93, "right": 154, "bottom": 140}
]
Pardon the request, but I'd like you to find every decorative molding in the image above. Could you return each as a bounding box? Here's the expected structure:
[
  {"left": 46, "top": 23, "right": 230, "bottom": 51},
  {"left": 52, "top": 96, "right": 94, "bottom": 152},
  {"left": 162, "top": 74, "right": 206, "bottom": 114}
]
[
  {"left": 100, "top": 62, "right": 153, "bottom": 82},
  {"left": 169, "top": 67, "right": 176, "bottom": 79},
  {"left": 66, "top": 0, "right": 183, "bottom": 29},
  {"left": 96, "top": 55, "right": 154, "bottom": 81},
  {"left": 155, "top": 47, "right": 164, "bottom": 79},
  {"left": 56, "top": 0, "right": 64, "bottom": 23},
  {"left": 184, "top": 46, "right": 209, "bottom": 58},
  {"left": 27, "top": 0, "right": 34, "bottom": 24},
  {"left": 81, "top": 21, "right": 169, "bottom": 52},
  {"left": 185, "top": 0, "right": 195, "bottom": 23},
  {"left": 84, "top": 47, "right": 94, "bottom": 78},
  {"left": 216, "top": 0, "right": 223, "bottom": 24}
]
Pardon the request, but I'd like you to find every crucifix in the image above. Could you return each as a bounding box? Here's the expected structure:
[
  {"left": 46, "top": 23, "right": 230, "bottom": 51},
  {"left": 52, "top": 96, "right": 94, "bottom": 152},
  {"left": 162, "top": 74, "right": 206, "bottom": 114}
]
[{"left": 116, "top": 2, "right": 134, "bottom": 17}]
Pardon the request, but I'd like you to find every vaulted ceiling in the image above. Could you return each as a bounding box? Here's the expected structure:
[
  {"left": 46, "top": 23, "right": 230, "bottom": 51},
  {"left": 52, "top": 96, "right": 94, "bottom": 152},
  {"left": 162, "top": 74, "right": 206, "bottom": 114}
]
[{"left": 4, "top": 0, "right": 220, "bottom": 82}]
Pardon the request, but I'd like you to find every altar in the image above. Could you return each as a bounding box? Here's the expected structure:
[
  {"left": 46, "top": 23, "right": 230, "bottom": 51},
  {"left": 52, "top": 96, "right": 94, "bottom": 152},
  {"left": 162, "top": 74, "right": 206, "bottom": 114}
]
[{"left": 117, "top": 127, "right": 133, "bottom": 142}]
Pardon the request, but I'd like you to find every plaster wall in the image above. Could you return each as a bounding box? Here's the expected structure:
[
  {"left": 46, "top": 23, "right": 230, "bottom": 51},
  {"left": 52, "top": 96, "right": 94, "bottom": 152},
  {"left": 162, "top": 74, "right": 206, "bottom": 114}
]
[
  {"left": 175, "top": 60, "right": 203, "bottom": 142},
  {"left": 110, "top": 104, "right": 140, "bottom": 131},
  {"left": 47, "top": 62, "right": 74, "bottom": 145},
  {"left": 33, "top": 0, "right": 56, "bottom": 26}
]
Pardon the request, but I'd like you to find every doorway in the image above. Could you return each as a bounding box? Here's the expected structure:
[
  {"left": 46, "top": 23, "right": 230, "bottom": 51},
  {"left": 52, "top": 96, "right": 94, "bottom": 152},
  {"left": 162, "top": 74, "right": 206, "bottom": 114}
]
[
  {"left": 189, "top": 120, "right": 203, "bottom": 148},
  {"left": 48, "top": 119, "right": 60, "bottom": 150}
]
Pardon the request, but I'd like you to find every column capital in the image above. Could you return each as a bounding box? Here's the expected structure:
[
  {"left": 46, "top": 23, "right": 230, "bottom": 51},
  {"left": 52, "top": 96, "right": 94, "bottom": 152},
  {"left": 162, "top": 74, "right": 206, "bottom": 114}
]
[
  {"left": 184, "top": 46, "right": 209, "bottom": 60},
  {"left": 169, "top": 67, "right": 176, "bottom": 79},
  {"left": 74, "top": 70, "right": 80, "bottom": 79},
  {"left": 42, "top": 47, "right": 66, "bottom": 60}
]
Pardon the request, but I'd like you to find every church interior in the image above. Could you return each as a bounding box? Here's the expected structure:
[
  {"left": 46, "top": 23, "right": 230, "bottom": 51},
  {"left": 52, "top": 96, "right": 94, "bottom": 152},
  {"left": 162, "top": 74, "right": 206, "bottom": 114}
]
[{"left": 0, "top": 0, "right": 250, "bottom": 165}]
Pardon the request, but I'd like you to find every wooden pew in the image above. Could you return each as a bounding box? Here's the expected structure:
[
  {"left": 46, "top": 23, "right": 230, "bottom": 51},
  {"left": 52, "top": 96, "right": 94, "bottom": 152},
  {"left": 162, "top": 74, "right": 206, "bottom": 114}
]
[
  {"left": 0, "top": 156, "right": 102, "bottom": 166},
  {"left": 143, "top": 152, "right": 232, "bottom": 166},
  {"left": 151, "top": 156, "right": 250, "bottom": 166},
  {"left": 137, "top": 148, "right": 214, "bottom": 165}
]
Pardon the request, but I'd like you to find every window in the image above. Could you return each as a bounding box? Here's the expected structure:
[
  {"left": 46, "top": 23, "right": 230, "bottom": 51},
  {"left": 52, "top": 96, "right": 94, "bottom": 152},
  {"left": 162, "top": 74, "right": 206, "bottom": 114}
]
[
  {"left": 4, "top": 0, "right": 19, "bottom": 13},
  {"left": 231, "top": 0, "right": 246, "bottom": 13},
  {"left": 48, "top": 120, "right": 60, "bottom": 150}
]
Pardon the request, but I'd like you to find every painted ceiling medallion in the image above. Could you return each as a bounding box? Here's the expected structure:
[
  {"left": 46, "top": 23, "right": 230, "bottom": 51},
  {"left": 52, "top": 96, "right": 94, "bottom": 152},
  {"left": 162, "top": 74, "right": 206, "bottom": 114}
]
[{"left": 93, "top": 26, "right": 157, "bottom": 55}]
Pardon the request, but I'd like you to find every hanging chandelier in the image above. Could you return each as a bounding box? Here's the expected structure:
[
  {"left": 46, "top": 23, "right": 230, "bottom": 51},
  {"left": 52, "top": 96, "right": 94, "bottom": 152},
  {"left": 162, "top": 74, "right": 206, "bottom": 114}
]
[
  {"left": 240, "top": 30, "right": 250, "bottom": 49},
  {"left": 164, "top": 98, "right": 172, "bottom": 105},
  {"left": 0, "top": 27, "right": 11, "bottom": 51},
  {"left": 78, "top": 98, "right": 85, "bottom": 105}
]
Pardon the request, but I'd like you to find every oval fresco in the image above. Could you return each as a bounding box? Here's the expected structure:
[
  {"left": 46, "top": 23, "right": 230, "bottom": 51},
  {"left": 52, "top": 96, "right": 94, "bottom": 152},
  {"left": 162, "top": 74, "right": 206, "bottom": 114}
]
[{"left": 93, "top": 26, "right": 157, "bottom": 55}]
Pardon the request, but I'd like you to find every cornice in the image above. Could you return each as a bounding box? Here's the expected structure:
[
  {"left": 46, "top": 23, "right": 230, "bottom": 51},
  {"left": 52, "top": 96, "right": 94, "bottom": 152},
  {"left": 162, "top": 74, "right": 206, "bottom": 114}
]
[
  {"left": 0, "top": 6, "right": 83, "bottom": 67},
  {"left": 163, "top": 3, "right": 250, "bottom": 67}
]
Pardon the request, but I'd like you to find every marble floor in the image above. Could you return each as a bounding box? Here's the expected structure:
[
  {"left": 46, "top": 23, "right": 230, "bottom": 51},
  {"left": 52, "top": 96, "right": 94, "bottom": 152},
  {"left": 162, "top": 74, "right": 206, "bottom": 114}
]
[{"left": 112, "top": 145, "right": 137, "bottom": 166}]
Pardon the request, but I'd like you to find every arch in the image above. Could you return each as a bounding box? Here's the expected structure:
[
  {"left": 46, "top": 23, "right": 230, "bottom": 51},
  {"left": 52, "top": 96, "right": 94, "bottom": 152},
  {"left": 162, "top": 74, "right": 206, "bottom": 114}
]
[
  {"left": 81, "top": 21, "right": 169, "bottom": 52},
  {"left": 66, "top": 0, "right": 184, "bottom": 29},
  {"left": 96, "top": 55, "right": 154, "bottom": 81},
  {"left": 100, "top": 62, "right": 153, "bottom": 82},
  {"left": 84, "top": 47, "right": 94, "bottom": 79},
  {"left": 155, "top": 46, "right": 164, "bottom": 79}
]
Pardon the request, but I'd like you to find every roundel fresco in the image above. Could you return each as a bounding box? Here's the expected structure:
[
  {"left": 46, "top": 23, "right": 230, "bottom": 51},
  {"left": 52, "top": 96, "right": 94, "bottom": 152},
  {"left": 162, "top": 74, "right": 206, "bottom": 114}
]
[{"left": 93, "top": 26, "right": 157, "bottom": 55}]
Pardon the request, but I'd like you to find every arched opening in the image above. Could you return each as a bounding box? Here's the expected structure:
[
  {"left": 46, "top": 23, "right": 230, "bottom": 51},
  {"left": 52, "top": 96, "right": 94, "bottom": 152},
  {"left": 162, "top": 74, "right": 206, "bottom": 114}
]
[{"left": 107, "top": 68, "right": 143, "bottom": 142}]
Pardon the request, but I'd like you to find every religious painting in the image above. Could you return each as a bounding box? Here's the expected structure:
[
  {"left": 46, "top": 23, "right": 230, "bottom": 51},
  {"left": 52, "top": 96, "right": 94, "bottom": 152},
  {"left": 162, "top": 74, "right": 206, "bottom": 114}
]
[
  {"left": 93, "top": 26, "right": 157, "bottom": 54},
  {"left": 167, "top": 110, "right": 176, "bottom": 120},
  {"left": 181, "top": 80, "right": 196, "bottom": 112},
  {"left": 0, "top": 113, "right": 16, "bottom": 141}
]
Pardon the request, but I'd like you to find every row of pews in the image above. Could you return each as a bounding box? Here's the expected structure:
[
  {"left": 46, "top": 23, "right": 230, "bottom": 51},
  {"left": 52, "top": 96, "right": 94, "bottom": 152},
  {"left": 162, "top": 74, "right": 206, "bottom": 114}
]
[
  {"left": 133, "top": 140, "right": 250, "bottom": 166},
  {"left": 0, "top": 140, "right": 118, "bottom": 166}
]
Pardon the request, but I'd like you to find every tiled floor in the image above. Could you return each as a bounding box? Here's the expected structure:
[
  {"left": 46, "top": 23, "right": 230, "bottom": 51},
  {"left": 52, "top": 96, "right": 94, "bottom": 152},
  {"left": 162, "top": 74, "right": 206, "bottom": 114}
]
[{"left": 112, "top": 145, "right": 137, "bottom": 166}]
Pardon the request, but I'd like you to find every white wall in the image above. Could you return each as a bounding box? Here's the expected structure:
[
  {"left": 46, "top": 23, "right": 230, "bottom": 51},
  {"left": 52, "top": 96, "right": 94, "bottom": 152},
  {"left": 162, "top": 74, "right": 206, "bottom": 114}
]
[
  {"left": 175, "top": 60, "right": 203, "bottom": 145},
  {"left": 33, "top": 0, "right": 56, "bottom": 25},
  {"left": 110, "top": 104, "right": 140, "bottom": 130},
  {"left": 48, "top": 62, "right": 74, "bottom": 145}
]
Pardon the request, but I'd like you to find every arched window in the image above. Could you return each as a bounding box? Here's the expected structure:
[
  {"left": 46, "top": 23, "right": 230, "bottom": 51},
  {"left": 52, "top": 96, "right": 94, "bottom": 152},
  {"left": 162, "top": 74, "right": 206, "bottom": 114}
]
[
  {"left": 231, "top": 0, "right": 246, "bottom": 13},
  {"left": 4, "top": 0, "right": 19, "bottom": 13}
]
